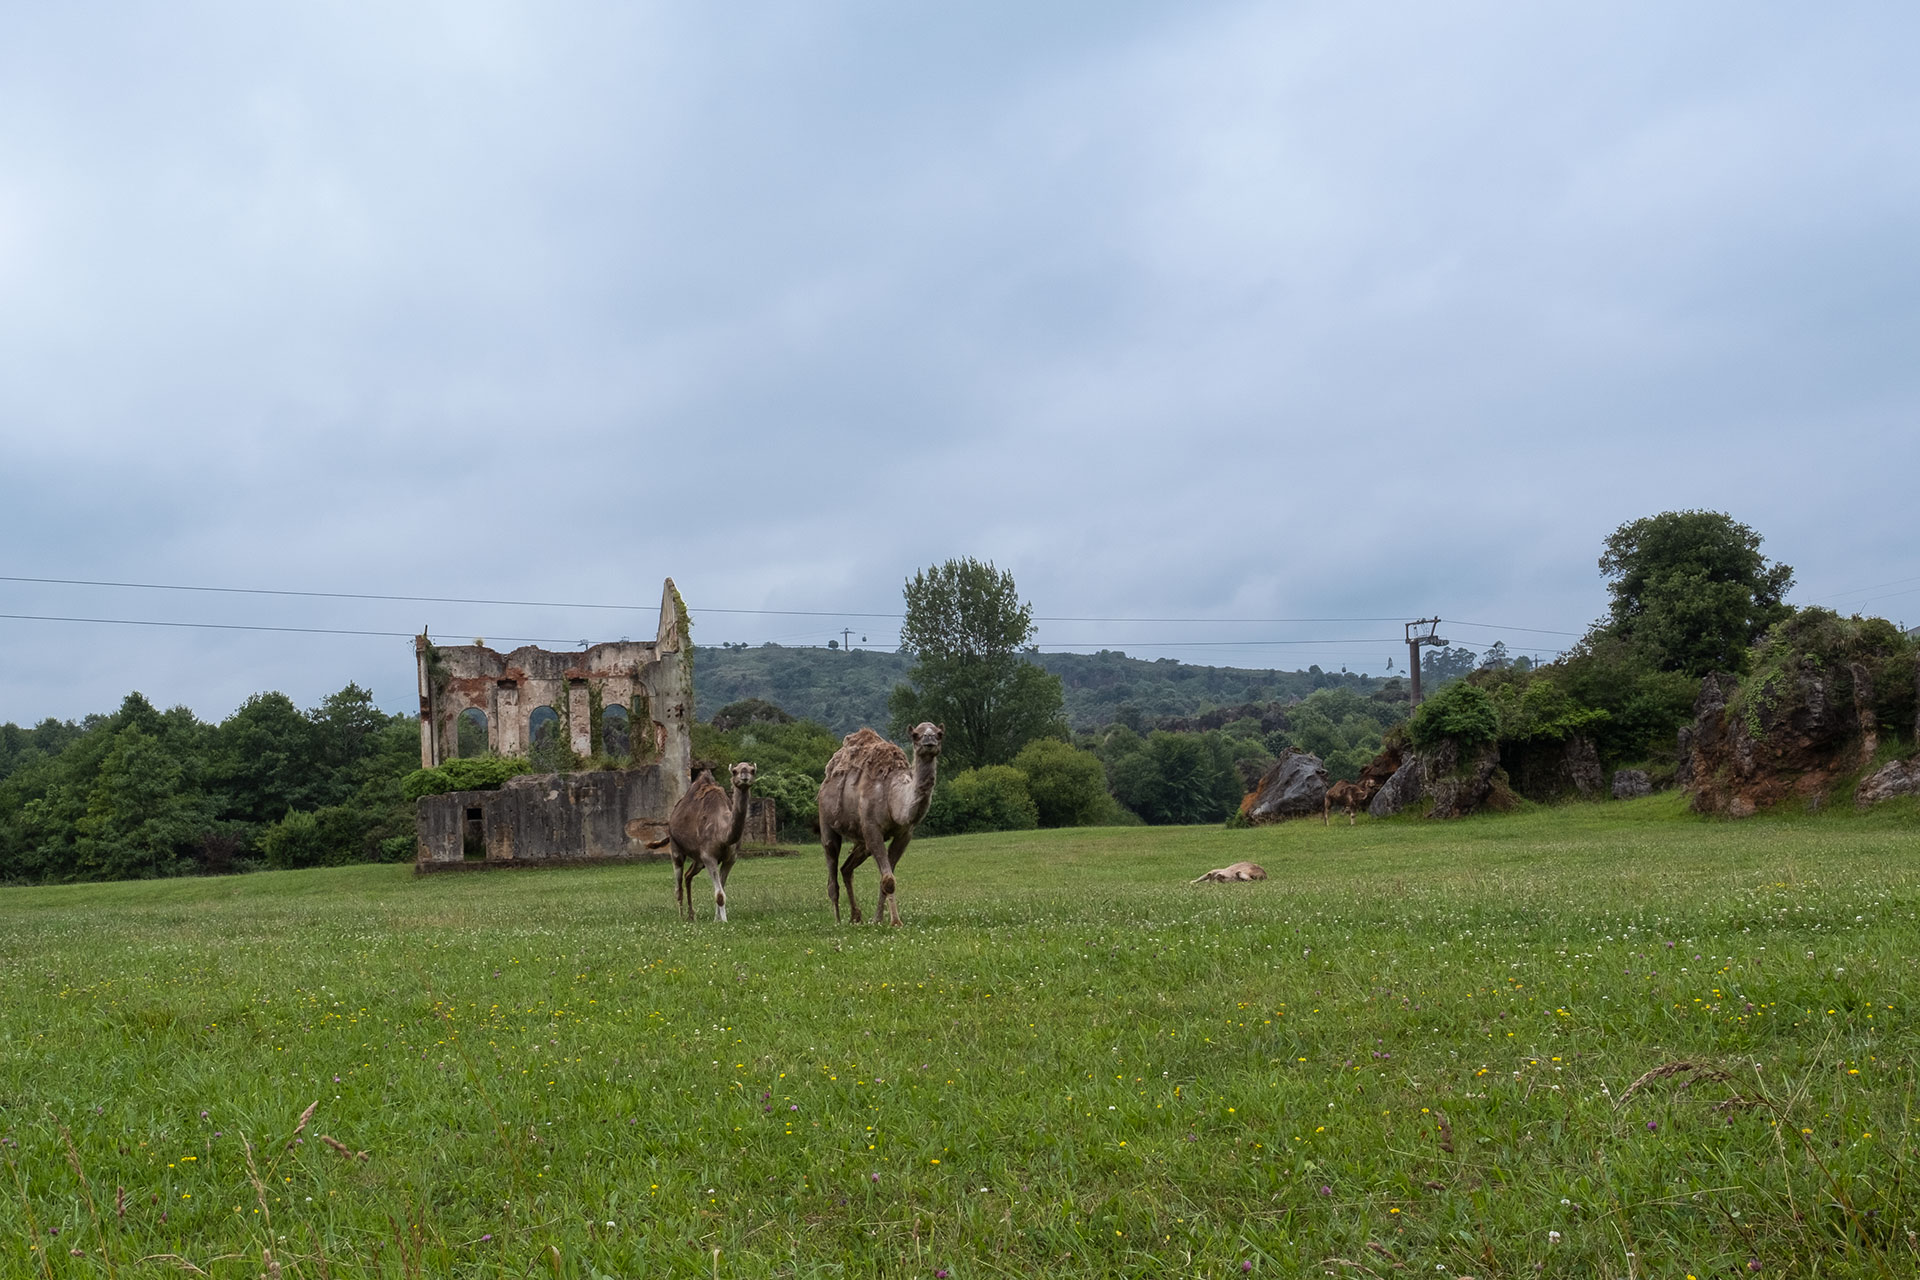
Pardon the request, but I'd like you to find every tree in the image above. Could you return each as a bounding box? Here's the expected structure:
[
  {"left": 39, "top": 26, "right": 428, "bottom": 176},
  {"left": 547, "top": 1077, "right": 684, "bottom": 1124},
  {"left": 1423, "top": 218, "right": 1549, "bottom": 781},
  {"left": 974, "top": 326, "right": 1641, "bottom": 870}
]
[
  {"left": 887, "top": 559, "right": 1065, "bottom": 769},
  {"left": 208, "top": 692, "right": 317, "bottom": 826},
  {"left": 1011, "top": 738, "right": 1108, "bottom": 827},
  {"left": 1108, "top": 731, "right": 1242, "bottom": 825},
  {"left": 1598, "top": 510, "right": 1794, "bottom": 675}
]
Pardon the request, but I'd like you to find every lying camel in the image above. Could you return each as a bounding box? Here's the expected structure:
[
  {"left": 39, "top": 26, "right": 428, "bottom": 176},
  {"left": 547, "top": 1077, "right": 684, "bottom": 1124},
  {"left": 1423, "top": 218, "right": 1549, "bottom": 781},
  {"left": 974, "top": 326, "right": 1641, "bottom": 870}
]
[{"left": 1192, "top": 861, "right": 1267, "bottom": 883}]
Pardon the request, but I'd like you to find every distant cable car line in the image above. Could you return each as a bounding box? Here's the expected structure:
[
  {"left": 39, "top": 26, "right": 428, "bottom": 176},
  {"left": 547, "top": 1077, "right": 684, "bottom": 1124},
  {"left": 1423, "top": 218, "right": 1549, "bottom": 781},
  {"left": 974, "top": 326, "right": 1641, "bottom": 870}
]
[
  {"left": 0, "top": 575, "right": 1581, "bottom": 639},
  {"left": 0, "top": 613, "right": 584, "bottom": 646}
]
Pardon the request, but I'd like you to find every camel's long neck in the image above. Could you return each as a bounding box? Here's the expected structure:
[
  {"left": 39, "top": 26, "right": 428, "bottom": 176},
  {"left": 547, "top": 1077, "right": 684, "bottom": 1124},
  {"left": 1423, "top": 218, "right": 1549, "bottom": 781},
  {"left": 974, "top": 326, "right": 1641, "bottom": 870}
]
[
  {"left": 900, "top": 752, "right": 939, "bottom": 824},
  {"left": 727, "top": 786, "right": 751, "bottom": 842}
]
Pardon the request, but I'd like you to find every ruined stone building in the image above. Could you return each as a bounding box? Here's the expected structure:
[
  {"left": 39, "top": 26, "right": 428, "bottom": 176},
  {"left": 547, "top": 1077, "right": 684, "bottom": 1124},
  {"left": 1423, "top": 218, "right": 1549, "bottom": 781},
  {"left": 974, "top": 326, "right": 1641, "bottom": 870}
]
[{"left": 413, "top": 579, "right": 696, "bottom": 868}]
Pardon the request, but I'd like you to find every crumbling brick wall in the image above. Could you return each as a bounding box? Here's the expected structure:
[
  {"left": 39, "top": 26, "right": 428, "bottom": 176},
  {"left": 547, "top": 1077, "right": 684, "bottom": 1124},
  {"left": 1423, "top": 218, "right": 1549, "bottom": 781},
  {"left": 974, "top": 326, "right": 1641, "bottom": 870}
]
[{"left": 412, "top": 578, "right": 694, "bottom": 868}]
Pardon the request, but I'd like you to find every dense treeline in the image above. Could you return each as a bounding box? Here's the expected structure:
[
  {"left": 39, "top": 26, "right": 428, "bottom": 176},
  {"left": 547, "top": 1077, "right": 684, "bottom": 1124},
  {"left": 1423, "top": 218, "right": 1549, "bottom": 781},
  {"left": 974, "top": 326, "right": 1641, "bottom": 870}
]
[
  {"left": 695, "top": 644, "right": 1398, "bottom": 734},
  {"left": 0, "top": 686, "right": 419, "bottom": 882}
]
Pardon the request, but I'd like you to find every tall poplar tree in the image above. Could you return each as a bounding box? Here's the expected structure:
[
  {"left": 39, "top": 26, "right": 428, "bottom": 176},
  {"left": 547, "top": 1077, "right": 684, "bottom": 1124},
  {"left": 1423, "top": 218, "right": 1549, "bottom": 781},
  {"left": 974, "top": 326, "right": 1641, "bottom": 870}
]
[{"left": 887, "top": 558, "right": 1065, "bottom": 769}]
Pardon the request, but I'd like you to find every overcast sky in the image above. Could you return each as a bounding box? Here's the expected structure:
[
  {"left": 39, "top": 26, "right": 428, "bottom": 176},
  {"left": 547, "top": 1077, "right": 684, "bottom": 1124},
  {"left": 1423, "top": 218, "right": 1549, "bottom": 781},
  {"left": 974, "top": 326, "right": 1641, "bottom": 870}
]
[{"left": 3, "top": 3, "right": 1917, "bottom": 725}]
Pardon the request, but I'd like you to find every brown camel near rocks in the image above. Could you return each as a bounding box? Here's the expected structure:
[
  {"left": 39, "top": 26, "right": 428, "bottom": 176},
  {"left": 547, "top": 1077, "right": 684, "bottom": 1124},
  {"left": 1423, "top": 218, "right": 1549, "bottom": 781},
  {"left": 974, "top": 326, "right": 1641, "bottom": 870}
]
[
  {"left": 661, "top": 761, "right": 756, "bottom": 922},
  {"left": 1323, "top": 778, "right": 1381, "bottom": 826},
  {"left": 817, "top": 723, "right": 943, "bottom": 925}
]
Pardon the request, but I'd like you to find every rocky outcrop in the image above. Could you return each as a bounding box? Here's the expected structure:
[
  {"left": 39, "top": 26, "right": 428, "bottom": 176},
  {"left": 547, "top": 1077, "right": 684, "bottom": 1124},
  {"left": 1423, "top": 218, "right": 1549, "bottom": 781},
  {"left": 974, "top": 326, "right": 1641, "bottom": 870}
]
[
  {"left": 1368, "top": 753, "right": 1424, "bottom": 818},
  {"left": 1856, "top": 759, "right": 1920, "bottom": 808},
  {"left": 1368, "top": 738, "right": 1509, "bottom": 819},
  {"left": 1243, "top": 749, "right": 1328, "bottom": 823},
  {"left": 1501, "top": 734, "right": 1603, "bottom": 803},
  {"left": 1682, "top": 659, "right": 1885, "bottom": 817},
  {"left": 1611, "top": 769, "right": 1653, "bottom": 800}
]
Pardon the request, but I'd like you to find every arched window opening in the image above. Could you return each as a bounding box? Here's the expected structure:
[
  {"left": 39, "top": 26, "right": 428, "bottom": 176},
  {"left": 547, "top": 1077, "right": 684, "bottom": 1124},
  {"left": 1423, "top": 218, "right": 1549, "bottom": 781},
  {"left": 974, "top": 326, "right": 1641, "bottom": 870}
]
[
  {"left": 601, "top": 704, "right": 631, "bottom": 761},
  {"left": 456, "top": 707, "right": 489, "bottom": 758},
  {"left": 528, "top": 706, "right": 564, "bottom": 770}
]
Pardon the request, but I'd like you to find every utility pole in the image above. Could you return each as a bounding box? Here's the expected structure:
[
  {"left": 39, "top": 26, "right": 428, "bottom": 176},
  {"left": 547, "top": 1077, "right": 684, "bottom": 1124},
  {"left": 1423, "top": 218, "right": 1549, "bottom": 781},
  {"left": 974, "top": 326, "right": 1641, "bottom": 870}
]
[
  {"left": 840, "top": 627, "right": 854, "bottom": 652},
  {"left": 1405, "top": 618, "right": 1447, "bottom": 706}
]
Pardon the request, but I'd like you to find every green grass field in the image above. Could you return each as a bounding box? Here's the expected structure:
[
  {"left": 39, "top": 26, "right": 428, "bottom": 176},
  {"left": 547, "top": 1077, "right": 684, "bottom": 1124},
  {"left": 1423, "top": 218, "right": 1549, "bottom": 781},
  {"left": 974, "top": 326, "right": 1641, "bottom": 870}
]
[{"left": 2, "top": 795, "right": 1917, "bottom": 1278}]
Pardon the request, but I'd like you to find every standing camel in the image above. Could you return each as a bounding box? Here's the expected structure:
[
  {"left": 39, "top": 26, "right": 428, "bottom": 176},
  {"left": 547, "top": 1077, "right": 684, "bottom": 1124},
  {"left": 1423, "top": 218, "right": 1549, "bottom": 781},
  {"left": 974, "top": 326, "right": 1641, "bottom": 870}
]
[
  {"left": 817, "top": 723, "right": 943, "bottom": 925},
  {"left": 660, "top": 761, "right": 757, "bottom": 922},
  {"left": 1323, "top": 778, "right": 1380, "bottom": 826}
]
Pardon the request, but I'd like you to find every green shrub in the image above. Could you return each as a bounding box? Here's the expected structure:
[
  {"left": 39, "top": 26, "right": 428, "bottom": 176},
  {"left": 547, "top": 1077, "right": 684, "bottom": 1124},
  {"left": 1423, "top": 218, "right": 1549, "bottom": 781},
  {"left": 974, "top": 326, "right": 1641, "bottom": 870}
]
[
  {"left": 751, "top": 769, "right": 820, "bottom": 841},
  {"left": 1011, "top": 739, "right": 1109, "bottom": 827},
  {"left": 922, "top": 766, "right": 1039, "bottom": 836},
  {"left": 1409, "top": 681, "right": 1499, "bottom": 750},
  {"left": 401, "top": 756, "right": 536, "bottom": 802},
  {"left": 260, "top": 804, "right": 379, "bottom": 869},
  {"left": 260, "top": 808, "right": 331, "bottom": 869}
]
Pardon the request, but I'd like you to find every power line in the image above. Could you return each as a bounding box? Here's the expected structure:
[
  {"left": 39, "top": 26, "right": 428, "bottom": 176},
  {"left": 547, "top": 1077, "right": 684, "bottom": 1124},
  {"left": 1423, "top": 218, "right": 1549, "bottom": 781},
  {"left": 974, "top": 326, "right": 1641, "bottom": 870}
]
[
  {"left": 1443, "top": 619, "right": 1586, "bottom": 637},
  {"left": 0, "top": 613, "right": 589, "bottom": 646},
  {"left": 1812, "top": 572, "right": 1920, "bottom": 602},
  {"left": 0, "top": 611, "right": 1571, "bottom": 658},
  {"left": 0, "top": 574, "right": 1585, "bottom": 649},
  {"left": 0, "top": 575, "right": 1457, "bottom": 626}
]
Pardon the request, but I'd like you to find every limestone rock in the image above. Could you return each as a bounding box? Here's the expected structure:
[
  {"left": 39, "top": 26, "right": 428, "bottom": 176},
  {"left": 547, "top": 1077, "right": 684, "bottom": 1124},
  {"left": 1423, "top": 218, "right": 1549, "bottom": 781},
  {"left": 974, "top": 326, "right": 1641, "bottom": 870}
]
[
  {"left": 1245, "top": 749, "right": 1328, "bottom": 823},
  {"left": 1423, "top": 738, "right": 1505, "bottom": 819},
  {"left": 1856, "top": 758, "right": 1920, "bottom": 808},
  {"left": 1366, "top": 738, "right": 1508, "bottom": 819},
  {"left": 1611, "top": 769, "right": 1653, "bottom": 800},
  {"left": 1368, "top": 755, "right": 1424, "bottom": 818},
  {"left": 1503, "top": 734, "right": 1603, "bottom": 803},
  {"left": 1682, "top": 662, "right": 1877, "bottom": 817}
]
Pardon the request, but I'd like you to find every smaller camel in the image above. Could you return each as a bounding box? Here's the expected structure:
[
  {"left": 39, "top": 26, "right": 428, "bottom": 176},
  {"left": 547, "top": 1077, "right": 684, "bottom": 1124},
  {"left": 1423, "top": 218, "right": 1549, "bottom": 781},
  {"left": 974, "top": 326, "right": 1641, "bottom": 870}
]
[
  {"left": 658, "top": 761, "right": 756, "bottom": 922},
  {"left": 1323, "top": 778, "right": 1381, "bottom": 826},
  {"left": 818, "top": 722, "right": 943, "bottom": 925},
  {"left": 1192, "top": 861, "right": 1267, "bottom": 883}
]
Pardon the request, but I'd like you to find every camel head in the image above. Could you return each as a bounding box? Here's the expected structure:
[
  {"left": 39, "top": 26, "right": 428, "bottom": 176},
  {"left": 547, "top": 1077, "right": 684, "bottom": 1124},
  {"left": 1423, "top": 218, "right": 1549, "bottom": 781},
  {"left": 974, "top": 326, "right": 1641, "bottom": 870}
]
[
  {"left": 909, "top": 722, "right": 944, "bottom": 759},
  {"left": 729, "top": 761, "right": 757, "bottom": 791}
]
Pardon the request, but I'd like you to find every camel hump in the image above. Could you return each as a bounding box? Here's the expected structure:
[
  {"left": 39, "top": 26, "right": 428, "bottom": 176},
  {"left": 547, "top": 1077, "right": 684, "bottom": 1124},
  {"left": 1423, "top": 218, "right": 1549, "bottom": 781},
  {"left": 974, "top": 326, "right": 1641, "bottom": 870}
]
[{"left": 825, "top": 727, "right": 909, "bottom": 780}]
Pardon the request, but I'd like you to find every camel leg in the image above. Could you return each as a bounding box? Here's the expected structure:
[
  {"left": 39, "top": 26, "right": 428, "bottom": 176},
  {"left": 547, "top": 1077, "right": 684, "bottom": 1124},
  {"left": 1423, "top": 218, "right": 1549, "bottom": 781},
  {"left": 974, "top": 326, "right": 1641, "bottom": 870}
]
[
  {"left": 672, "top": 847, "right": 691, "bottom": 921},
  {"left": 823, "top": 828, "right": 844, "bottom": 923},
  {"left": 840, "top": 840, "right": 871, "bottom": 925},
  {"left": 1322, "top": 797, "right": 1330, "bottom": 827},
  {"left": 717, "top": 852, "right": 738, "bottom": 921},
  {"left": 703, "top": 851, "right": 728, "bottom": 923},
  {"left": 678, "top": 857, "right": 701, "bottom": 922},
  {"left": 880, "top": 833, "right": 911, "bottom": 926},
  {"left": 863, "top": 820, "right": 897, "bottom": 926},
  {"left": 1347, "top": 803, "right": 1357, "bottom": 827}
]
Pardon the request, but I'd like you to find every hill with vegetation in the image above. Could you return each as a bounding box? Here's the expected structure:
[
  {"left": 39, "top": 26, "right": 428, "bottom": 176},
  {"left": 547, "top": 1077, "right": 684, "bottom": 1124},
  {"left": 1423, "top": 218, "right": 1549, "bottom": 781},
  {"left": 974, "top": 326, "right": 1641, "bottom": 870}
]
[{"left": 693, "top": 644, "right": 1413, "bottom": 734}]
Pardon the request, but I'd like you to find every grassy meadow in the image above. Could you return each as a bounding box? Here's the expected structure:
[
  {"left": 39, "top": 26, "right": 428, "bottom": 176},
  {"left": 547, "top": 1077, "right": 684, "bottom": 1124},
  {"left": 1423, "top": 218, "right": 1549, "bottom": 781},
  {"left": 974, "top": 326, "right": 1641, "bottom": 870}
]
[{"left": 1, "top": 794, "right": 1917, "bottom": 1277}]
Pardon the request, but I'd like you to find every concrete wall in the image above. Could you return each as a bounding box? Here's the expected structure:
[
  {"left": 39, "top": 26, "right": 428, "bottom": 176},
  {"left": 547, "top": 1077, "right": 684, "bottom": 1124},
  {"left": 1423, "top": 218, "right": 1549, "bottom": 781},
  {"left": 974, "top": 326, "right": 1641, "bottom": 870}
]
[{"left": 416, "top": 768, "right": 676, "bottom": 868}]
